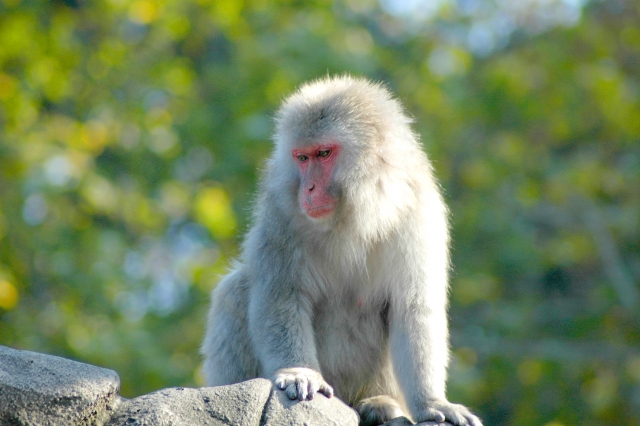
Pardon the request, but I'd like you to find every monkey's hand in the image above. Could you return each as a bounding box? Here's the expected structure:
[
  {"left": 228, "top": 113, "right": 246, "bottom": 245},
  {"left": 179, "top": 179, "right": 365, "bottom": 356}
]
[
  {"left": 273, "top": 367, "right": 334, "bottom": 401},
  {"left": 415, "top": 399, "right": 482, "bottom": 426}
]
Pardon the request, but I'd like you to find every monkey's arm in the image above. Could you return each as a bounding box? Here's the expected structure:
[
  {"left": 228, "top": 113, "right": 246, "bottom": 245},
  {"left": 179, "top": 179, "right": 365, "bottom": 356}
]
[
  {"left": 389, "top": 280, "right": 481, "bottom": 426},
  {"left": 389, "top": 203, "right": 482, "bottom": 426},
  {"left": 246, "top": 240, "right": 333, "bottom": 401}
]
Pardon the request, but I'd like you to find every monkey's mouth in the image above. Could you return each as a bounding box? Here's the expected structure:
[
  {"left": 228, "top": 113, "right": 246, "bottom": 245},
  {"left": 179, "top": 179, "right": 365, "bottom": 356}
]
[{"left": 305, "top": 203, "right": 337, "bottom": 218}]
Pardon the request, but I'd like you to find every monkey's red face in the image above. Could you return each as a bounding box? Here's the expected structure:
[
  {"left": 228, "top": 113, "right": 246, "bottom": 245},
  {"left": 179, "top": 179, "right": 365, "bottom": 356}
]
[{"left": 292, "top": 143, "right": 341, "bottom": 219}]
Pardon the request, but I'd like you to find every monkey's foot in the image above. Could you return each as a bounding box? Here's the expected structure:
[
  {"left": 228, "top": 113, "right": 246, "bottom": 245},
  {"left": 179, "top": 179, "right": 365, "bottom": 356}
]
[
  {"left": 414, "top": 399, "right": 482, "bottom": 426},
  {"left": 355, "top": 395, "right": 405, "bottom": 426},
  {"left": 273, "top": 367, "right": 334, "bottom": 401}
]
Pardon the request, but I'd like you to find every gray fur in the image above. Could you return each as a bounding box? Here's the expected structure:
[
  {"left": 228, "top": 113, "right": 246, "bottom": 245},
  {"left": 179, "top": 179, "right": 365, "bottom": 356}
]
[{"left": 201, "top": 75, "right": 482, "bottom": 426}]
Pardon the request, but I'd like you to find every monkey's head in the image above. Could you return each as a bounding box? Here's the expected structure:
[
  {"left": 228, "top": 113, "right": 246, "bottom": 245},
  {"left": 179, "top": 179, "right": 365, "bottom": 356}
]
[{"left": 272, "top": 75, "right": 415, "bottom": 224}]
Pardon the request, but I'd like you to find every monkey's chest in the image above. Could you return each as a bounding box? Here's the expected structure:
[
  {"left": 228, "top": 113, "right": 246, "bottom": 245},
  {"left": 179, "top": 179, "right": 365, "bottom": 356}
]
[{"left": 312, "top": 296, "right": 389, "bottom": 388}]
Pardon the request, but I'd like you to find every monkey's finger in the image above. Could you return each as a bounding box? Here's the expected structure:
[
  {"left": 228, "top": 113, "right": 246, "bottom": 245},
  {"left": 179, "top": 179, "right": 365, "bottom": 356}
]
[
  {"left": 431, "top": 410, "right": 445, "bottom": 423},
  {"left": 446, "top": 408, "right": 472, "bottom": 425},
  {"left": 285, "top": 384, "right": 299, "bottom": 400},
  {"left": 308, "top": 380, "right": 319, "bottom": 400},
  {"left": 319, "top": 383, "right": 334, "bottom": 398},
  {"left": 275, "top": 377, "right": 287, "bottom": 390},
  {"left": 466, "top": 414, "right": 483, "bottom": 426},
  {"left": 296, "top": 377, "right": 309, "bottom": 400}
]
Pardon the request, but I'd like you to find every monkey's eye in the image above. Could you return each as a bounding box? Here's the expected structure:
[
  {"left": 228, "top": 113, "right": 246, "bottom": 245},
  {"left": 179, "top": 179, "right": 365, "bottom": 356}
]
[
  {"left": 296, "top": 155, "right": 309, "bottom": 162},
  {"left": 317, "top": 149, "right": 331, "bottom": 158}
]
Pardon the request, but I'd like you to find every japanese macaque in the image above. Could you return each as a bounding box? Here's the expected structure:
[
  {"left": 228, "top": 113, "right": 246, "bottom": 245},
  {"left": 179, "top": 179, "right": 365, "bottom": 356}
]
[{"left": 201, "top": 75, "right": 482, "bottom": 426}]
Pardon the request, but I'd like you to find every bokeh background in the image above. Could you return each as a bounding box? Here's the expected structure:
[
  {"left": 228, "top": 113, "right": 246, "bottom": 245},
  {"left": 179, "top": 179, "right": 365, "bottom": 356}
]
[{"left": 0, "top": 0, "right": 639, "bottom": 424}]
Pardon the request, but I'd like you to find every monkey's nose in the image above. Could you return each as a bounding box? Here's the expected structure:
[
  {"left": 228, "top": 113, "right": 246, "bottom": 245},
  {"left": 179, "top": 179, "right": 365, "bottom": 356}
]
[{"left": 308, "top": 184, "right": 315, "bottom": 192}]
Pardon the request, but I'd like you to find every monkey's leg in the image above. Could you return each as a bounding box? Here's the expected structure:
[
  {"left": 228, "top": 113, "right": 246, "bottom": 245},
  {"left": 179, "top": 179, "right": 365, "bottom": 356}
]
[
  {"left": 355, "top": 395, "right": 406, "bottom": 426},
  {"left": 352, "top": 363, "right": 408, "bottom": 426},
  {"left": 202, "top": 270, "right": 259, "bottom": 386}
]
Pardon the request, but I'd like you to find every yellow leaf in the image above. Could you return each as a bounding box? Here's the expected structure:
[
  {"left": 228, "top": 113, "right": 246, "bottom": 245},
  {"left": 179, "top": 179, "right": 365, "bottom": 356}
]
[
  {"left": 0, "top": 73, "right": 17, "bottom": 99},
  {"left": 129, "top": 0, "right": 160, "bottom": 24},
  {"left": 0, "top": 280, "right": 19, "bottom": 310},
  {"left": 517, "top": 359, "right": 542, "bottom": 385},
  {"left": 194, "top": 186, "right": 236, "bottom": 240}
]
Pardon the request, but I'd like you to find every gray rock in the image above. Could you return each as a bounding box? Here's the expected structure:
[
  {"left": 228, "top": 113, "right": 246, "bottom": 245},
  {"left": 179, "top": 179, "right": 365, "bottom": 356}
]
[
  {"left": 107, "top": 379, "right": 359, "bottom": 426},
  {"left": 106, "top": 379, "right": 272, "bottom": 426},
  {"left": 381, "top": 417, "right": 414, "bottom": 426},
  {"left": 382, "top": 417, "right": 454, "bottom": 426},
  {"left": 0, "top": 345, "right": 121, "bottom": 426},
  {"left": 0, "top": 345, "right": 421, "bottom": 426},
  {"left": 260, "top": 385, "right": 359, "bottom": 426},
  {"left": 201, "top": 379, "right": 272, "bottom": 426}
]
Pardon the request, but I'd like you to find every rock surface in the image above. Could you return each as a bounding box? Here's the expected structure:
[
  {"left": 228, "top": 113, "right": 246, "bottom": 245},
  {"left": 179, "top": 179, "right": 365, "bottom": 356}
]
[
  {"left": 0, "top": 345, "right": 451, "bottom": 426},
  {"left": 0, "top": 345, "right": 359, "bottom": 425},
  {"left": 0, "top": 345, "right": 120, "bottom": 425},
  {"left": 261, "top": 384, "right": 359, "bottom": 426}
]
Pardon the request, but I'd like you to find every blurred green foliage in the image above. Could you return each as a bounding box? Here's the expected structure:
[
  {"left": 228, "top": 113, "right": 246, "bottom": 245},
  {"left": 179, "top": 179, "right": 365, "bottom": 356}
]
[{"left": 0, "top": 0, "right": 639, "bottom": 424}]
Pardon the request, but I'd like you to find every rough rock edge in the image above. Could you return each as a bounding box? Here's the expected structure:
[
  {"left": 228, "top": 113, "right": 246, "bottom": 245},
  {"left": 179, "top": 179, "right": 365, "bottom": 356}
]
[{"left": 0, "top": 345, "right": 454, "bottom": 426}]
